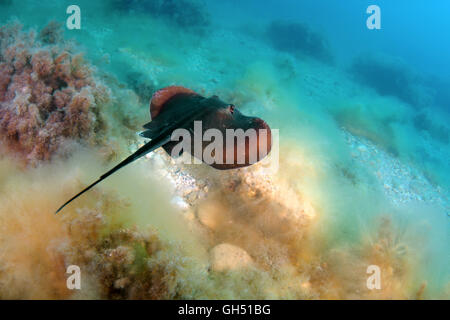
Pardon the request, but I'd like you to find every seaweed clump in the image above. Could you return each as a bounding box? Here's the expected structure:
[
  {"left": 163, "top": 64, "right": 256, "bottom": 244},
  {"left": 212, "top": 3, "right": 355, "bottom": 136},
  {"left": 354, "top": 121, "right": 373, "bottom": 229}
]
[
  {"left": 413, "top": 112, "right": 449, "bottom": 144},
  {"left": 266, "top": 20, "right": 333, "bottom": 63},
  {"left": 112, "top": 0, "right": 209, "bottom": 29},
  {"left": 0, "top": 161, "right": 191, "bottom": 300},
  {"left": 38, "top": 21, "right": 64, "bottom": 45},
  {"left": 0, "top": 22, "right": 111, "bottom": 163},
  {"left": 349, "top": 53, "right": 428, "bottom": 107},
  {"left": 61, "top": 204, "right": 187, "bottom": 300},
  {"left": 125, "top": 71, "right": 156, "bottom": 104}
]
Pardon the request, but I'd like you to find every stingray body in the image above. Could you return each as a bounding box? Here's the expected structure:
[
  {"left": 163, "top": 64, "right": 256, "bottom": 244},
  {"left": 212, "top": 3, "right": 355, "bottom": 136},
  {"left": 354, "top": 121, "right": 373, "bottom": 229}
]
[{"left": 55, "top": 86, "right": 272, "bottom": 213}]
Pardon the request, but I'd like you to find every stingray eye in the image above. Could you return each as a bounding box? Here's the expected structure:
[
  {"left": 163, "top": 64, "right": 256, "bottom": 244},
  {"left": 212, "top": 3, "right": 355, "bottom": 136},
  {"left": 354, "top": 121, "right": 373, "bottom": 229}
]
[{"left": 228, "top": 104, "right": 235, "bottom": 114}]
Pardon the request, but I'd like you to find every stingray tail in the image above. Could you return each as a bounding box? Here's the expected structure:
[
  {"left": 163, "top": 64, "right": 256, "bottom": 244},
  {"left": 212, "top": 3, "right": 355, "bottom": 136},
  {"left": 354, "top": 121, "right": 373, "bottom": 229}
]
[{"left": 55, "top": 134, "right": 171, "bottom": 214}]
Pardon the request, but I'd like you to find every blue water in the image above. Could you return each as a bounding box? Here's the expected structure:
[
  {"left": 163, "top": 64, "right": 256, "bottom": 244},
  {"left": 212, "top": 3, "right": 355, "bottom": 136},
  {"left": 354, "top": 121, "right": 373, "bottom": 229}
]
[{"left": 208, "top": 0, "right": 450, "bottom": 79}]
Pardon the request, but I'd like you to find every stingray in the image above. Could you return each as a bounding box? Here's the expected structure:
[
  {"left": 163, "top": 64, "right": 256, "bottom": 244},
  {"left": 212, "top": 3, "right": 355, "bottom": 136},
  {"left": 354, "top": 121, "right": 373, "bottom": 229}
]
[{"left": 55, "top": 86, "right": 272, "bottom": 214}]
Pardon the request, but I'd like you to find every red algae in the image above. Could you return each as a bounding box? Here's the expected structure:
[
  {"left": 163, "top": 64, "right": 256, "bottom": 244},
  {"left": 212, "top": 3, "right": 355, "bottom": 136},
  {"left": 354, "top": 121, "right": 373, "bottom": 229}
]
[{"left": 0, "top": 22, "right": 110, "bottom": 164}]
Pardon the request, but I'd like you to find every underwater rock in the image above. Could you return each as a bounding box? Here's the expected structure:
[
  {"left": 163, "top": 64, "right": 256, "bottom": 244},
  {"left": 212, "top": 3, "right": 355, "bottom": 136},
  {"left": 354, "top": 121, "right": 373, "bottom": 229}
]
[
  {"left": 0, "top": 22, "right": 111, "bottom": 163},
  {"left": 196, "top": 199, "right": 226, "bottom": 230},
  {"left": 210, "top": 243, "right": 253, "bottom": 272},
  {"left": 265, "top": 20, "right": 333, "bottom": 63}
]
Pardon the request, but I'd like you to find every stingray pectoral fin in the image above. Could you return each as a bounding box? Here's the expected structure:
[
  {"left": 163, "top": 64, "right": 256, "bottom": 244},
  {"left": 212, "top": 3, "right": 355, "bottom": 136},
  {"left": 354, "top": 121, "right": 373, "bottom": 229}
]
[
  {"left": 55, "top": 134, "right": 171, "bottom": 214},
  {"left": 139, "top": 130, "right": 152, "bottom": 139},
  {"left": 143, "top": 121, "right": 155, "bottom": 130},
  {"left": 140, "top": 123, "right": 162, "bottom": 139}
]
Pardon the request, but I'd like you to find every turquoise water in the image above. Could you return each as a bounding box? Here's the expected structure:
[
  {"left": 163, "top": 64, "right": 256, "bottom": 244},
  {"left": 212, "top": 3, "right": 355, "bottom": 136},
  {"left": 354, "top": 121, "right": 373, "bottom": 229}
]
[{"left": 0, "top": 0, "right": 448, "bottom": 299}]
